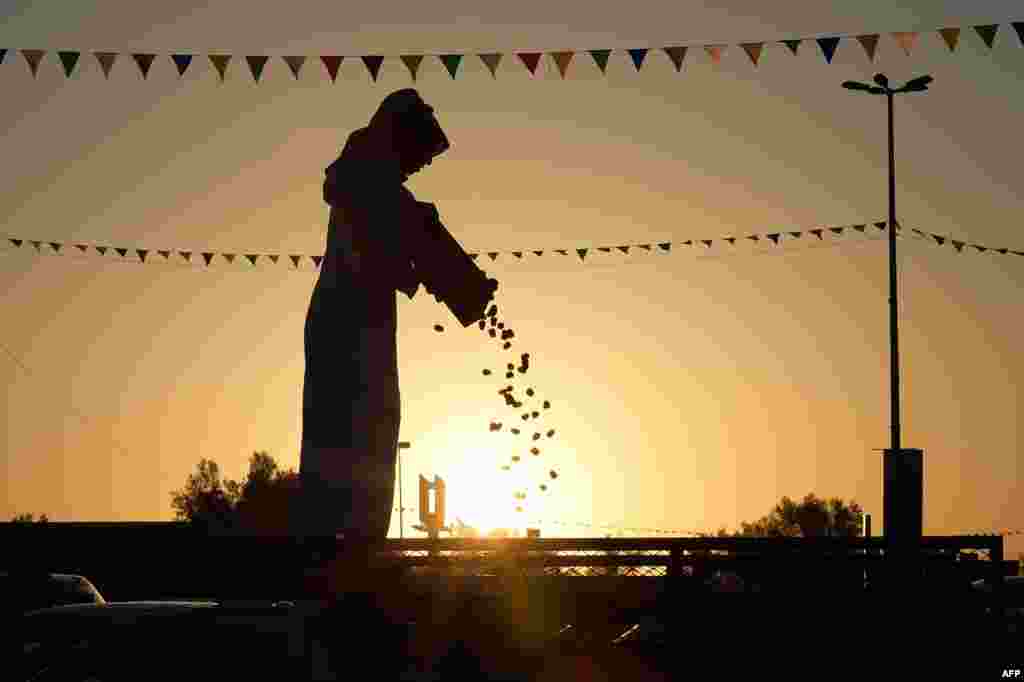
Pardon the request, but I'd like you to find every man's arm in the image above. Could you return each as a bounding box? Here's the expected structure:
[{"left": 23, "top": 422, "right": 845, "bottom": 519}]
[{"left": 351, "top": 185, "right": 422, "bottom": 298}]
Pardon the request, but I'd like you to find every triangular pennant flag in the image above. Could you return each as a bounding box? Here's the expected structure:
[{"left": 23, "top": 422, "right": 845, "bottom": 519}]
[
  {"left": 700, "top": 240, "right": 711, "bottom": 248},
  {"left": 627, "top": 48, "right": 648, "bottom": 71},
  {"left": 439, "top": 54, "right": 462, "bottom": 79},
  {"left": 996, "top": 247, "right": 1008, "bottom": 255},
  {"left": 952, "top": 240, "right": 965, "bottom": 252},
  {"left": 931, "top": 234, "right": 945, "bottom": 245},
  {"left": 136, "top": 249, "right": 148, "bottom": 263},
  {"left": 158, "top": 250, "right": 171, "bottom": 259},
  {"left": 974, "top": 24, "right": 999, "bottom": 49},
  {"left": 747, "top": 235, "right": 759, "bottom": 242},
  {"left": 912, "top": 227, "right": 925, "bottom": 236},
  {"left": 22, "top": 49, "right": 45, "bottom": 77},
  {"left": 223, "top": 253, "right": 236, "bottom": 264},
  {"left": 767, "top": 233, "right": 781, "bottom": 244},
  {"left": 551, "top": 51, "right": 573, "bottom": 79},
  {"left": 938, "top": 28, "right": 960, "bottom": 52},
  {"left": 488, "top": 252, "right": 499, "bottom": 261},
  {"left": 29, "top": 240, "right": 41, "bottom": 251},
  {"left": 268, "top": 254, "right": 279, "bottom": 264},
  {"left": 789, "top": 231, "right": 802, "bottom": 238},
  {"left": 657, "top": 242, "right": 671, "bottom": 251},
  {"left": 740, "top": 43, "right": 763, "bottom": 66},
  {"left": 362, "top": 56, "right": 385, "bottom": 81},
  {"left": 0, "top": 49, "right": 6, "bottom": 65},
  {"left": 891, "top": 32, "right": 917, "bottom": 56},
  {"left": 555, "top": 249, "right": 568, "bottom": 256},
  {"left": 704, "top": 45, "right": 725, "bottom": 64},
  {"left": 95, "top": 246, "right": 107, "bottom": 255},
  {"left": 597, "top": 247, "right": 611, "bottom": 253},
  {"left": 245, "top": 254, "right": 259, "bottom": 266},
  {"left": 321, "top": 56, "right": 343, "bottom": 83},
  {"left": 577, "top": 248, "right": 587, "bottom": 261},
  {"left": 816, "top": 37, "right": 840, "bottom": 63},
  {"left": 311, "top": 255, "right": 323, "bottom": 268},
  {"left": 58, "top": 51, "right": 80, "bottom": 78},
  {"left": 75, "top": 244, "right": 88, "bottom": 252},
  {"left": 971, "top": 244, "right": 987, "bottom": 253},
  {"left": 180, "top": 251, "right": 192, "bottom": 262},
  {"left": 172, "top": 54, "right": 193, "bottom": 77},
  {"left": 478, "top": 53, "right": 502, "bottom": 78},
  {"left": 208, "top": 54, "right": 231, "bottom": 82},
  {"left": 856, "top": 35, "right": 879, "bottom": 61},
  {"left": 133, "top": 53, "right": 155, "bottom": 79},
  {"left": 513, "top": 251, "right": 524, "bottom": 258},
  {"left": 810, "top": 229, "right": 824, "bottom": 239},
  {"left": 1011, "top": 250, "right": 1024, "bottom": 257},
  {"left": 115, "top": 247, "right": 128, "bottom": 258},
  {"left": 469, "top": 253, "right": 479, "bottom": 260},
  {"left": 245, "top": 55, "right": 269, "bottom": 82},
  {"left": 202, "top": 252, "right": 214, "bottom": 266},
  {"left": 781, "top": 40, "right": 801, "bottom": 56},
  {"left": 829, "top": 227, "right": 843, "bottom": 235},
  {"left": 617, "top": 246, "right": 630, "bottom": 254},
  {"left": 663, "top": 46, "right": 687, "bottom": 72},
  {"left": 289, "top": 255, "right": 301, "bottom": 268},
  {"left": 853, "top": 224, "right": 866, "bottom": 232},
  {"left": 518, "top": 53, "right": 541, "bottom": 76},
  {"left": 874, "top": 221, "right": 887, "bottom": 230},
  {"left": 725, "top": 237, "right": 736, "bottom": 245},
  {"left": 532, "top": 250, "right": 543, "bottom": 257},
  {"left": 400, "top": 55, "right": 423, "bottom": 81},
  {"left": 588, "top": 49, "right": 612, "bottom": 74},
  {"left": 49, "top": 242, "right": 61, "bottom": 253},
  {"left": 682, "top": 240, "right": 693, "bottom": 246},
  {"left": 94, "top": 52, "right": 117, "bottom": 79},
  {"left": 1013, "top": 23, "right": 1024, "bottom": 47},
  {"left": 283, "top": 55, "right": 306, "bottom": 80}
]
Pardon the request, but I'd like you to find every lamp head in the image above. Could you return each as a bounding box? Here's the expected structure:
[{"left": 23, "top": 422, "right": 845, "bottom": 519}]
[
  {"left": 872, "top": 73, "right": 889, "bottom": 88},
  {"left": 842, "top": 81, "right": 873, "bottom": 92},
  {"left": 902, "top": 74, "right": 933, "bottom": 92}
]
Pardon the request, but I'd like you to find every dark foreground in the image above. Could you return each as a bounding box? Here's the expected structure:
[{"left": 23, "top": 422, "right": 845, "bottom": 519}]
[{"left": 19, "top": 588, "right": 1021, "bottom": 681}]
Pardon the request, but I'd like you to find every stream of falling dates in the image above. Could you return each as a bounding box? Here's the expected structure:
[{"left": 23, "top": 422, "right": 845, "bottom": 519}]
[{"left": 433, "top": 302, "right": 558, "bottom": 515}]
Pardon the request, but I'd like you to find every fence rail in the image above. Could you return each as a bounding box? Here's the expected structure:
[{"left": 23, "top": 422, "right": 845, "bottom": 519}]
[{"left": 3, "top": 522, "right": 1006, "bottom": 585}]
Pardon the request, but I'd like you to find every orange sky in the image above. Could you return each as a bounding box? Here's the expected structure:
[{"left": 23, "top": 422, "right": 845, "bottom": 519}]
[{"left": 1, "top": 2, "right": 1021, "bottom": 553}]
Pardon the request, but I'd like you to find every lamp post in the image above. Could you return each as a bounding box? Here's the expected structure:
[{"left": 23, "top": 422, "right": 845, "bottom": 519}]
[
  {"left": 842, "top": 72, "right": 931, "bottom": 457},
  {"left": 843, "top": 73, "right": 932, "bottom": 560},
  {"left": 398, "top": 441, "right": 410, "bottom": 539}
]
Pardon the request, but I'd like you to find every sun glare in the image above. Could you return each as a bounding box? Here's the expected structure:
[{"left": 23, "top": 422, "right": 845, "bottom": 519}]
[{"left": 445, "top": 450, "right": 533, "bottom": 537}]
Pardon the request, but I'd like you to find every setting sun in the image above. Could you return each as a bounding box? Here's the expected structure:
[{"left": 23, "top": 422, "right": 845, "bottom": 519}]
[{"left": 444, "top": 449, "right": 535, "bottom": 536}]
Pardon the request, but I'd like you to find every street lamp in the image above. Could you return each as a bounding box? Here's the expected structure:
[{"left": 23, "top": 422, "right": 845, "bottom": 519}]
[
  {"left": 843, "top": 73, "right": 931, "bottom": 551},
  {"left": 398, "top": 441, "right": 410, "bottom": 539},
  {"left": 841, "top": 72, "right": 932, "bottom": 456}
]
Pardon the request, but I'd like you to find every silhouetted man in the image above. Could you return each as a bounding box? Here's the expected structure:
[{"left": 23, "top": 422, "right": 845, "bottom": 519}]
[{"left": 295, "top": 89, "right": 464, "bottom": 547}]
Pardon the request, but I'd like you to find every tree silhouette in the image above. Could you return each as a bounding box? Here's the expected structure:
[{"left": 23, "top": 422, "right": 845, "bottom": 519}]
[
  {"left": 169, "top": 458, "right": 237, "bottom": 530},
  {"left": 234, "top": 452, "right": 299, "bottom": 535},
  {"left": 727, "top": 493, "right": 864, "bottom": 537},
  {"left": 169, "top": 452, "right": 301, "bottom": 534},
  {"left": 11, "top": 512, "right": 49, "bottom": 523}
]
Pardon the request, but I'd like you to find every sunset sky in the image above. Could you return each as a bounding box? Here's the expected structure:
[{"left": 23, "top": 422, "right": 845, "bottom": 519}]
[{"left": 1, "top": 2, "right": 1021, "bottom": 552}]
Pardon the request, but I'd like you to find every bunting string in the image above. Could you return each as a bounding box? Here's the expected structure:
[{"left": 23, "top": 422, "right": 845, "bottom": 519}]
[
  {"left": 3, "top": 221, "right": 1020, "bottom": 273},
  {"left": 1, "top": 20, "right": 1021, "bottom": 83}
]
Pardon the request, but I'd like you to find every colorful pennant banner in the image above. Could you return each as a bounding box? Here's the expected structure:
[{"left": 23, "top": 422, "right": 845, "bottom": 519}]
[
  {"left": 5, "top": 219, "right": 1018, "bottom": 271},
  {"left": 3, "top": 20, "right": 1021, "bottom": 83},
  {"left": 0, "top": 220, "right": 988, "bottom": 272}
]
